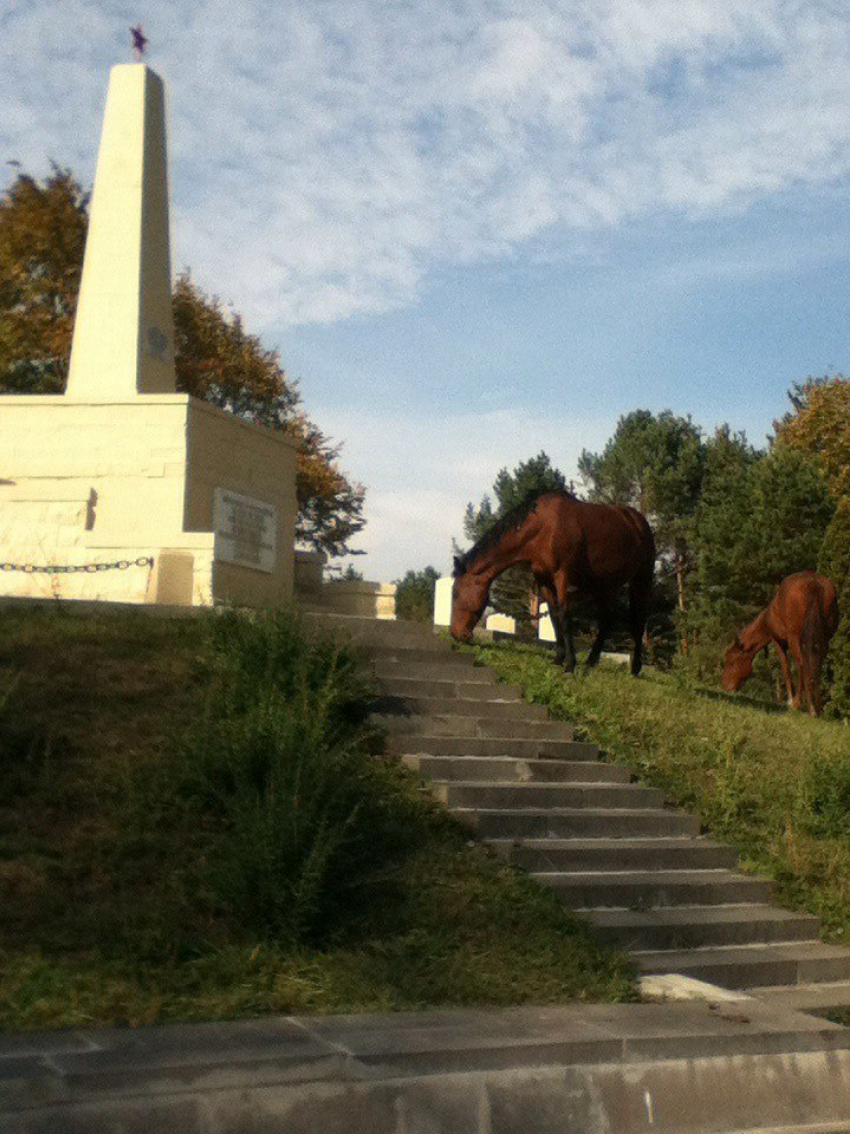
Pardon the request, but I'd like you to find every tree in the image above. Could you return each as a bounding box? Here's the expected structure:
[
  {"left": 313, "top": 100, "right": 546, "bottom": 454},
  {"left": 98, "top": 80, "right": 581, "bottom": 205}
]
[
  {"left": 579, "top": 410, "right": 706, "bottom": 620},
  {"left": 775, "top": 376, "right": 850, "bottom": 499},
  {"left": 687, "top": 427, "right": 760, "bottom": 630},
  {"left": 818, "top": 500, "right": 850, "bottom": 717},
  {"left": 0, "top": 166, "right": 87, "bottom": 392},
  {"left": 173, "top": 273, "right": 365, "bottom": 557},
  {"left": 776, "top": 376, "right": 850, "bottom": 716},
  {"left": 0, "top": 168, "right": 365, "bottom": 557},
  {"left": 685, "top": 431, "right": 834, "bottom": 692},
  {"left": 462, "top": 453, "right": 568, "bottom": 626},
  {"left": 394, "top": 566, "right": 440, "bottom": 623}
]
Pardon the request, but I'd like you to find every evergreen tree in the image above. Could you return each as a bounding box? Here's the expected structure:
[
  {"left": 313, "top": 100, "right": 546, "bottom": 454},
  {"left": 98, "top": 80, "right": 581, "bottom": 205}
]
[
  {"left": 688, "top": 427, "right": 760, "bottom": 629},
  {"left": 686, "top": 431, "right": 834, "bottom": 691},
  {"left": 579, "top": 410, "right": 705, "bottom": 618},
  {"left": 394, "top": 566, "right": 441, "bottom": 623}
]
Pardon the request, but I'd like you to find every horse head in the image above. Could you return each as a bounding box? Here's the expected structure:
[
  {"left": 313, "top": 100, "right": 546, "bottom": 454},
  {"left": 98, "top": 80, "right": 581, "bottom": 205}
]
[
  {"left": 450, "top": 556, "right": 490, "bottom": 643},
  {"left": 721, "top": 636, "right": 756, "bottom": 692}
]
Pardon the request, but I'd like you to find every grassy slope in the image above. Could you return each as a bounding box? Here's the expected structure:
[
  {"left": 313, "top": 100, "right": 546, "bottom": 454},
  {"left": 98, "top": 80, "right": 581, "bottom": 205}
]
[
  {"left": 0, "top": 608, "right": 632, "bottom": 1031},
  {"left": 473, "top": 642, "right": 850, "bottom": 944}
]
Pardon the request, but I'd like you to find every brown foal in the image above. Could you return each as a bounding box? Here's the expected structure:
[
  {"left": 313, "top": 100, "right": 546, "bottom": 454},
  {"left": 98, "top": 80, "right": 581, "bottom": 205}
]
[{"left": 722, "top": 571, "right": 839, "bottom": 715}]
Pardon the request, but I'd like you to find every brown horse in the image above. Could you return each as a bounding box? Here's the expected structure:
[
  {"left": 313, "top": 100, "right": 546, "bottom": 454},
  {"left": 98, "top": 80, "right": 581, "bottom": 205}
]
[
  {"left": 451, "top": 490, "right": 656, "bottom": 675},
  {"left": 722, "top": 571, "right": 839, "bottom": 715}
]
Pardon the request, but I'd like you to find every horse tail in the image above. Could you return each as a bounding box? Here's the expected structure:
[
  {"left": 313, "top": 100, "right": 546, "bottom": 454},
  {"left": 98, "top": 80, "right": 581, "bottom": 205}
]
[{"left": 800, "top": 587, "right": 828, "bottom": 706}]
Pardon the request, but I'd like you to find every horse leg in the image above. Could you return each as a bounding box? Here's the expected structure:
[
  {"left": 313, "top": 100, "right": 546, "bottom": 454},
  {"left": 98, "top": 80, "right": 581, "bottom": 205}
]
[
  {"left": 552, "top": 576, "right": 577, "bottom": 673},
  {"left": 538, "top": 583, "right": 566, "bottom": 666},
  {"left": 586, "top": 597, "right": 613, "bottom": 668},
  {"left": 803, "top": 641, "right": 823, "bottom": 716},
  {"left": 775, "top": 642, "right": 795, "bottom": 708},
  {"left": 788, "top": 638, "right": 806, "bottom": 711},
  {"left": 560, "top": 605, "right": 577, "bottom": 673},
  {"left": 628, "top": 571, "right": 652, "bottom": 677}
]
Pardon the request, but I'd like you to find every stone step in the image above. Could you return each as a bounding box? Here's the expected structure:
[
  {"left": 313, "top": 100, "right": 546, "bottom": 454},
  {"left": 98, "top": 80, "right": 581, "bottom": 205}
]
[
  {"left": 488, "top": 836, "right": 736, "bottom": 872},
  {"left": 748, "top": 980, "right": 850, "bottom": 1016},
  {"left": 731, "top": 1125, "right": 850, "bottom": 1134},
  {"left": 459, "top": 807, "right": 701, "bottom": 840},
  {"left": 372, "top": 693, "right": 548, "bottom": 720},
  {"left": 362, "top": 643, "right": 458, "bottom": 663},
  {"left": 302, "top": 611, "right": 440, "bottom": 646},
  {"left": 387, "top": 735, "right": 599, "bottom": 759},
  {"left": 376, "top": 676, "right": 524, "bottom": 702},
  {"left": 433, "top": 781, "right": 664, "bottom": 811},
  {"left": 635, "top": 941, "right": 850, "bottom": 989},
  {"left": 585, "top": 904, "right": 821, "bottom": 951},
  {"left": 373, "top": 659, "right": 497, "bottom": 683},
  {"left": 536, "top": 869, "right": 772, "bottom": 909},
  {"left": 374, "top": 714, "right": 575, "bottom": 740},
  {"left": 405, "top": 755, "right": 631, "bottom": 784}
]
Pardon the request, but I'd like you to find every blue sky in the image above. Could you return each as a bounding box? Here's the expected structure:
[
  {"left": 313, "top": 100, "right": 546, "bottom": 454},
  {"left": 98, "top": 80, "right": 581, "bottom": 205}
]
[{"left": 3, "top": 1, "right": 850, "bottom": 577}]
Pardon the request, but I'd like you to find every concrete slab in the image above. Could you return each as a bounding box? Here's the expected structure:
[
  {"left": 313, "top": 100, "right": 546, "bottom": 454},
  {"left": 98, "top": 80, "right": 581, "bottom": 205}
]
[
  {"left": 3, "top": 1002, "right": 850, "bottom": 1132},
  {"left": 298, "top": 1004, "right": 622, "bottom": 1074},
  {"left": 750, "top": 982, "right": 850, "bottom": 1016}
]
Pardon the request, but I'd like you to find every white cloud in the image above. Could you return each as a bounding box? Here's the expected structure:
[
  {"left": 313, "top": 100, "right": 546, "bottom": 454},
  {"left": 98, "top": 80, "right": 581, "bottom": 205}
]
[{"left": 2, "top": 1, "right": 850, "bottom": 328}]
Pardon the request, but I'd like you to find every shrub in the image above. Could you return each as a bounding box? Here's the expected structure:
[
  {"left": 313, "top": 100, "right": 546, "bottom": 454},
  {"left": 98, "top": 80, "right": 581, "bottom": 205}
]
[{"left": 176, "top": 610, "right": 426, "bottom": 944}]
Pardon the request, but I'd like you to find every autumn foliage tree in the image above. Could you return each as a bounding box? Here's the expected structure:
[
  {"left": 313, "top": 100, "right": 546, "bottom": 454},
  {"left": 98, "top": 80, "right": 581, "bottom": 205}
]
[
  {"left": 0, "top": 168, "right": 364, "bottom": 557},
  {"left": 775, "top": 376, "right": 850, "bottom": 714},
  {"left": 171, "top": 273, "right": 364, "bottom": 556},
  {"left": 0, "top": 166, "right": 87, "bottom": 392}
]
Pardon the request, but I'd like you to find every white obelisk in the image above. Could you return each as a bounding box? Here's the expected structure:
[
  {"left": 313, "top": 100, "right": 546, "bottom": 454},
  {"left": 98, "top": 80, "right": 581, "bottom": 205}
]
[{"left": 66, "top": 65, "right": 176, "bottom": 397}]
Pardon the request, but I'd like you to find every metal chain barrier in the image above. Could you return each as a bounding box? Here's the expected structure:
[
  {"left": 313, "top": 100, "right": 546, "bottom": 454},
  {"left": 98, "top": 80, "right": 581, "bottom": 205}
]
[{"left": 0, "top": 556, "right": 154, "bottom": 575}]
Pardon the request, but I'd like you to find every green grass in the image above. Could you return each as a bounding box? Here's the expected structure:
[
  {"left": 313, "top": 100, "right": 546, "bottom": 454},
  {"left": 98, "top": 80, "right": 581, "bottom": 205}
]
[
  {"left": 0, "top": 607, "right": 633, "bottom": 1031},
  {"left": 471, "top": 641, "right": 850, "bottom": 945}
]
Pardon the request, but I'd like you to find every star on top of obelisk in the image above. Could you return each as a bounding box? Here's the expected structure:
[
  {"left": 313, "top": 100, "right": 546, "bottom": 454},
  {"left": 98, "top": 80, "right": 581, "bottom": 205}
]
[{"left": 130, "top": 25, "right": 148, "bottom": 61}]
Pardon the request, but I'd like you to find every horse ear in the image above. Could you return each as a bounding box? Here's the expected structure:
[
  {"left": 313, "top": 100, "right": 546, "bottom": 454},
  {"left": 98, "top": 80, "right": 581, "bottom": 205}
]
[{"left": 453, "top": 555, "right": 462, "bottom": 575}]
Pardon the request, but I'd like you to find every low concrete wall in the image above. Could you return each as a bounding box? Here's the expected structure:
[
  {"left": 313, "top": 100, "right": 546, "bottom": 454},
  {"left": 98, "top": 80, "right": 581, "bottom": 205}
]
[
  {"left": 3, "top": 1000, "right": 849, "bottom": 1133},
  {"left": 323, "top": 580, "right": 396, "bottom": 620},
  {"left": 293, "top": 553, "right": 396, "bottom": 620}
]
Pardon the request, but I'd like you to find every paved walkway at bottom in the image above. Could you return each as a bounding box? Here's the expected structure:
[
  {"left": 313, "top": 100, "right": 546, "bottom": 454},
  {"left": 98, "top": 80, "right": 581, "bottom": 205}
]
[{"left": 2, "top": 998, "right": 850, "bottom": 1133}]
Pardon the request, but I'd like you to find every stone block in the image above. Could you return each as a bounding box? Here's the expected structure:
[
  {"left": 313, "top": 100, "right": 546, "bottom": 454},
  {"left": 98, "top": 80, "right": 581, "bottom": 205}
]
[
  {"left": 485, "top": 612, "right": 516, "bottom": 635},
  {"left": 7, "top": 1097, "right": 201, "bottom": 1134},
  {"left": 434, "top": 576, "right": 453, "bottom": 626}
]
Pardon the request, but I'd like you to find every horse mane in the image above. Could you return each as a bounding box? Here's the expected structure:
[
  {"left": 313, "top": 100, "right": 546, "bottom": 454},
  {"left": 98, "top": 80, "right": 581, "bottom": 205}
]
[{"left": 454, "top": 489, "right": 576, "bottom": 576}]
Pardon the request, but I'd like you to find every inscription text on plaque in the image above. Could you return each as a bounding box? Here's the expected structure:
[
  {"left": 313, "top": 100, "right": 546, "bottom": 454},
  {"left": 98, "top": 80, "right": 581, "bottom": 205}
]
[{"left": 214, "top": 488, "right": 277, "bottom": 574}]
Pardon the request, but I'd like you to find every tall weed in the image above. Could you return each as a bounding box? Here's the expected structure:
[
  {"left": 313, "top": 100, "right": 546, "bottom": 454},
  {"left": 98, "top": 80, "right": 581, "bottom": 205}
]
[{"left": 176, "top": 610, "right": 425, "bottom": 945}]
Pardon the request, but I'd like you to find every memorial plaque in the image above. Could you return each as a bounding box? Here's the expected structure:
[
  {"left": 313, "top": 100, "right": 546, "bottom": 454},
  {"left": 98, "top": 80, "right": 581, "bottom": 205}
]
[{"left": 214, "top": 488, "right": 277, "bottom": 573}]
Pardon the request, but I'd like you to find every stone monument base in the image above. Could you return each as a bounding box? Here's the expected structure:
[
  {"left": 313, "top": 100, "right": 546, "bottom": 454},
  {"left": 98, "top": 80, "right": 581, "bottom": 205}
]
[{"left": 0, "top": 395, "right": 298, "bottom": 608}]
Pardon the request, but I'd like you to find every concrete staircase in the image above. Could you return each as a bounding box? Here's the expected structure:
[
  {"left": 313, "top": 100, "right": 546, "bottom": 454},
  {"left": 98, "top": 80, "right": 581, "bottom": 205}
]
[{"left": 304, "top": 611, "right": 850, "bottom": 1000}]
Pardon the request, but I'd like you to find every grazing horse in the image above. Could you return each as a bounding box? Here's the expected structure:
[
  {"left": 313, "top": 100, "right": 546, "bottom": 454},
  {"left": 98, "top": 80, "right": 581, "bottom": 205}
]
[
  {"left": 450, "top": 490, "right": 656, "bottom": 675},
  {"left": 722, "top": 571, "right": 839, "bottom": 716}
]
